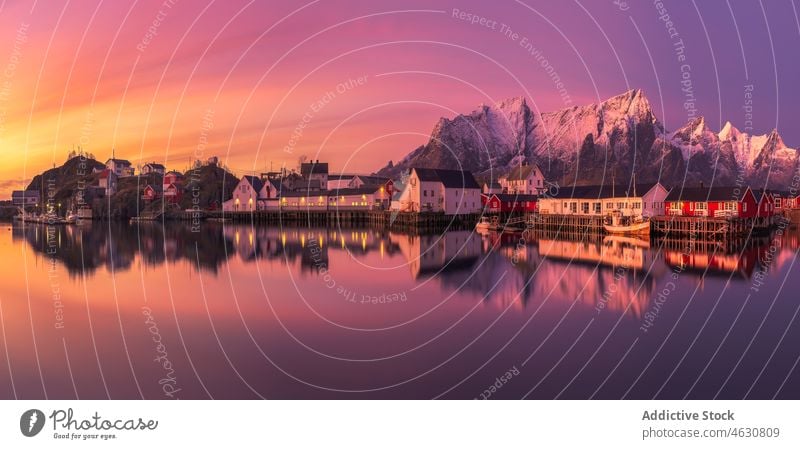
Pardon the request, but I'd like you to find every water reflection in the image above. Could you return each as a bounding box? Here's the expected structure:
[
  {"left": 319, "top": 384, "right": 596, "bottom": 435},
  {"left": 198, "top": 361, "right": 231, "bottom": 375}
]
[
  {"left": 2, "top": 220, "right": 799, "bottom": 399},
  {"left": 12, "top": 221, "right": 797, "bottom": 317}
]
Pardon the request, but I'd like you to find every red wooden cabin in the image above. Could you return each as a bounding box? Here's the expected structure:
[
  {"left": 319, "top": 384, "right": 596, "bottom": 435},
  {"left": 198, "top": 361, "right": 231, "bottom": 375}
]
[
  {"left": 665, "top": 186, "right": 757, "bottom": 219},
  {"left": 482, "top": 193, "right": 537, "bottom": 214}
]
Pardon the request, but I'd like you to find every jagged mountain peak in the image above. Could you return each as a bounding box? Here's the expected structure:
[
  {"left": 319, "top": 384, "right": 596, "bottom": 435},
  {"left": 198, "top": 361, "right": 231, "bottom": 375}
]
[
  {"left": 765, "top": 128, "right": 786, "bottom": 148},
  {"left": 718, "top": 121, "right": 741, "bottom": 140},
  {"left": 379, "top": 89, "right": 798, "bottom": 189},
  {"left": 599, "top": 88, "right": 653, "bottom": 117}
]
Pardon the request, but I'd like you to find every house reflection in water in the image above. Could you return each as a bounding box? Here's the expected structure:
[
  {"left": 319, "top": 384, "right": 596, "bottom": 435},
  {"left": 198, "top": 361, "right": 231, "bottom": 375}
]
[
  {"left": 533, "top": 234, "right": 667, "bottom": 319},
  {"left": 390, "top": 231, "right": 481, "bottom": 279},
  {"left": 11, "top": 219, "right": 799, "bottom": 322}
]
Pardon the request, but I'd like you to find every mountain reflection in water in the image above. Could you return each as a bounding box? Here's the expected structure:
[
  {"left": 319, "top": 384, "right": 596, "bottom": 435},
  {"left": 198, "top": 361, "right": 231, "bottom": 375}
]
[{"left": 1, "top": 221, "right": 798, "bottom": 399}]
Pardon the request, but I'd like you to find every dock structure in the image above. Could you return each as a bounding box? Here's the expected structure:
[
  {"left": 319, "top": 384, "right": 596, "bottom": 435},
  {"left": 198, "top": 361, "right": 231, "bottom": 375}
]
[
  {"left": 200, "top": 210, "right": 479, "bottom": 232},
  {"left": 651, "top": 215, "right": 758, "bottom": 239},
  {"left": 532, "top": 213, "right": 606, "bottom": 234}
]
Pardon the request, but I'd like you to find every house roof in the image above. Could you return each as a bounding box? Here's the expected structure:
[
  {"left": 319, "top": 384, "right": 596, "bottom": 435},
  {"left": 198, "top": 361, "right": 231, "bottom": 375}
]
[
  {"left": 144, "top": 184, "right": 163, "bottom": 193},
  {"left": 412, "top": 168, "right": 480, "bottom": 189},
  {"left": 484, "top": 181, "right": 501, "bottom": 188},
  {"left": 550, "top": 183, "right": 659, "bottom": 200},
  {"left": 11, "top": 190, "right": 40, "bottom": 198},
  {"left": 665, "top": 186, "right": 749, "bottom": 202},
  {"left": 106, "top": 158, "right": 131, "bottom": 166},
  {"left": 143, "top": 162, "right": 166, "bottom": 170},
  {"left": 751, "top": 189, "right": 774, "bottom": 203},
  {"left": 490, "top": 193, "right": 538, "bottom": 202},
  {"left": 354, "top": 175, "right": 390, "bottom": 186},
  {"left": 300, "top": 161, "right": 329, "bottom": 176},
  {"left": 328, "top": 174, "right": 356, "bottom": 181},
  {"left": 241, "top": 175, "right": 264, "bottom": 193},
  {"left": 505, "top": 164, "right": 540, "bottom": 181}
]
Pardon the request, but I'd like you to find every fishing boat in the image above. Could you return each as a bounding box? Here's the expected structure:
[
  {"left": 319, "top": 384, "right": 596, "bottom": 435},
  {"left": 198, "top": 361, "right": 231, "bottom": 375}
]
[
  {"left": 603, "top": 210, "right": 651, "bottom": 235},
  {"left": 476, "top": 216, "right": 493, "bottom": 232},
  {"left": 476, "top": 216, "right": 505, "bottom": 233}
]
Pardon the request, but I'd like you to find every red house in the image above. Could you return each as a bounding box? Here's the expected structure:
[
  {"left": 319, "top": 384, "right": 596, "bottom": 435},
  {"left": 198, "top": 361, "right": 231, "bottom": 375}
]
[
  {"left": 141, "top": 184, "right": 162, "bottom": 201},
  {"left": 772, "top": 191, "right": 799, "bottom": 211},
  {"left": 752, "top": 190, "right": 776, "bottom": 217},
  {"left": 482, "top": 193, "right": 537, "bottom": 213},
  {"left": 664, "top": 186, "right": 757, "bottom": 219},
  {"left": 163, "top": 170, "right": 184, "bottom": 204}
]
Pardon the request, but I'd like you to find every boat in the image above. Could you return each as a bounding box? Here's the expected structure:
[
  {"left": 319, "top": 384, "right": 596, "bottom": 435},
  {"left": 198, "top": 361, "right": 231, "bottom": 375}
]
[
  {"left": 603, "top": 210, "right": 651, "bottom": 235},
  {"left": 476, "top": 216, "right": 493, "bottom": 232},
  {"left": 476, "top": 216, "right": 505, "bottom": 233}
]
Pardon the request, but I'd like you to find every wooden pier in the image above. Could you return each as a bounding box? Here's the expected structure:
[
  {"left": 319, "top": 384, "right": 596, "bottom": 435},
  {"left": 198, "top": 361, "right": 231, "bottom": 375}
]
[
  {"left": 531, "top": 213, "right": 606, "bottom": 233},
  {"left": 650, "top": 215, "right": 764, "bottom": 240},
  {"left": 195, "top": 210, "right": 479, "bottom": 232}
]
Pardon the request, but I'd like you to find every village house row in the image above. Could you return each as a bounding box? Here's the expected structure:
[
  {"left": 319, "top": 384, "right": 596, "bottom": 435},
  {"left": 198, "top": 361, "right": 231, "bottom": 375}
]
[{"left": 11, "top": 155, "right": 800, "bottom": 224}]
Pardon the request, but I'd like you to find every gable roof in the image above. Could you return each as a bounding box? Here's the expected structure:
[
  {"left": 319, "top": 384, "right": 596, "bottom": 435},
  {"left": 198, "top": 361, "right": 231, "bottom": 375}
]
[
  {"left": 11, "top": 190, "right": 40, "bottom": 199},
  {"left": 328, "top": 174, "right": 356, "bottom": 181},
  {"left": 241, "top": 175, "right": 264, "bottom": 193},
  {"left": 665, "top": 186, "right": 750, "bottom": 202},
  {"left": 412, "top": 168, "right": 480, "bottom": 189},
  {"left": 490, "top": 193, "right": 538, "bottom": 202},
  {"left": 354, "top": 175, "right": 391, "bottom": 186},
  {"left": 143, "top": 162, "right": 166, "bottom": 170},
  {"left": 751, "top": 189, "right": 774, "bottom": 203},
  {"left": 505, "top": 164, "right": 540, "bottom": 181},
  {"left": 106, "top": 158, "right": 131, "bottom": 166},
  {"left": 551, "top": 183, "right": 660, "bottom": 200}
]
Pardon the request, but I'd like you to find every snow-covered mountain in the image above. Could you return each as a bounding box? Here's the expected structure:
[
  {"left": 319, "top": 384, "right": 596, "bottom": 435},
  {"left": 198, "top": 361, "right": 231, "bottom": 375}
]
[{"left": 378, "top": 89, "right": 798, "bottom": 189}]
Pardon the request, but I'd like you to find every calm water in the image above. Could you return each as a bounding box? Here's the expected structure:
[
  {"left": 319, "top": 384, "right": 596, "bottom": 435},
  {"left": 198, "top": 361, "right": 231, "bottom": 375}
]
[{"left": 0, "top": 220, "right": 798, "bottom": 399}]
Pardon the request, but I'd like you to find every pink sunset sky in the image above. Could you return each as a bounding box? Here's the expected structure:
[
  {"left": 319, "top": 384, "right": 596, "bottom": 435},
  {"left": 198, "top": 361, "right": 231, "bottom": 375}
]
[{"left": 0, "top": 0, "right": 798, "bottom": 197}]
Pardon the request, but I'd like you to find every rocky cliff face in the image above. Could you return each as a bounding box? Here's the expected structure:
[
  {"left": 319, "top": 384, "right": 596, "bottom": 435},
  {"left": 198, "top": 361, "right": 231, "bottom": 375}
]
[{"left": 379, "top": 89, "right": 798, "bottom": 189}]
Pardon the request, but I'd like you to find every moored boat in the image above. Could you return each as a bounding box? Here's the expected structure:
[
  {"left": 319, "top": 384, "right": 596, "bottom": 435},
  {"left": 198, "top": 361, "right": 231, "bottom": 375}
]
[{"left": 603, "top": 210, "right": 651, "bottom": 235}]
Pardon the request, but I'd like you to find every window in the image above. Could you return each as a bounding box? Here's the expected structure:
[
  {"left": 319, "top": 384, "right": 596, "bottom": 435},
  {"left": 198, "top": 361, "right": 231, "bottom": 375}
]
[
  {"left": 423, "top": 190, "right": 427, "bottom": 197},
  {"left": 570, "top": 202, "right": 577, "bottom": 213},
  {"left": 593, "top": 202, "right": 601, "bottom": 213},
  {"left": 743, "top": 202, "right": 747, "bottom": 212},
  {"left": 581, "top": 202, "right": 589, "bottom": 214},
  {"left": 606, "top": 202, "right": 612, "bottom": 209},
  {"left": 695, "top": 202, "right": 706, "bottom": 210},
  {"left": 617, "top": 202, "right": 623, "bottom": 209}
]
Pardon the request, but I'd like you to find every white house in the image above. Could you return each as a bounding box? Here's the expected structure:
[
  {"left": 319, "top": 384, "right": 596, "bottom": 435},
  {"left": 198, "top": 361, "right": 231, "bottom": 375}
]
[
  {"left": 106, "top": 157, "right": 134, "bottom": 177},
  {"left": 499, "top": 163, "right": 545, "bottom": 195},
  {"left": 537, "top": 182, "right": 670, "bottom": 218},
  {"left": 223, "top": 175, "right": 264, "bottom": 212},
  {"left": 11, "top": 190, "right": 40, "bottom": 206},
  {"left": 401, "top": 168, "right": 481, "bottom": 215},
  {"left": 141, "top": 162, "right": 166, "bottom": 175},
  {"left": 327, "top": 174, "right": 356, "bottom": 190}
]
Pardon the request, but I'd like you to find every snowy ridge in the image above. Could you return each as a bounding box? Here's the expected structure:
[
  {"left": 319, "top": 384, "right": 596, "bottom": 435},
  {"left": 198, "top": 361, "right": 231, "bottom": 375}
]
[{"left": 379, "top": 89, "right": 797, "bottom": 189}]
